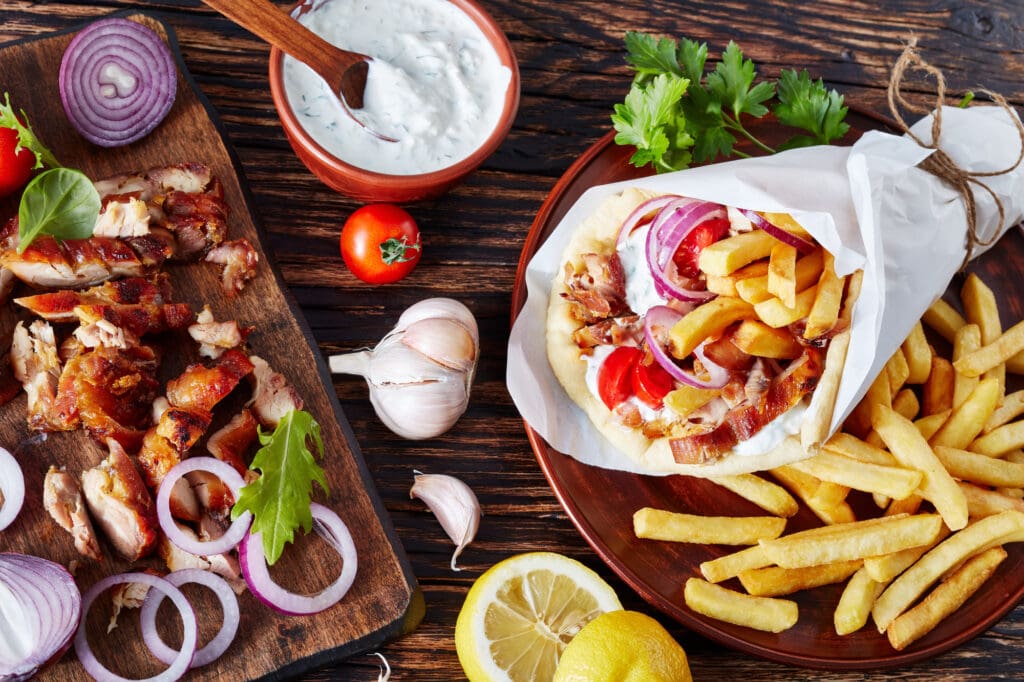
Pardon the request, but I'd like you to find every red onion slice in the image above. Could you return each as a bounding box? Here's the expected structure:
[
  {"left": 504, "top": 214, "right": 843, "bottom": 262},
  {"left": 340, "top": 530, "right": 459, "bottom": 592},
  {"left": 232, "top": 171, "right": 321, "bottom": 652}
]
[
  {"left": 0, "top": 446, "right": 24, "bottom": 531},
  {"left": 644, "top": 200, "right": 726, "bottom": 302},
  {"left": 156, "top": 457, "right": 252, "bottom": 557},
  {"left": 616, "top": 195, "right": 681, "bottom": 247},
  {"left": 140, "top": 569, "right": 239, "bottom": 669},
  {"left": 238, "top": 503, "right": 357, "bottom": 616},
  {"left": 59, "top": 18, "right": 177, "bottom": 147},
  {"left": 0, "top": 554, "right": 81, "bottom": 681},
  {"left": 643, "top": 306, "right": 731, "bottom": 389},
  {"left": 75, "top": 573, "right": 196, "bottom": 682},
  {"left": 739, "top": 208, "right": 816, "bottom": 254}
]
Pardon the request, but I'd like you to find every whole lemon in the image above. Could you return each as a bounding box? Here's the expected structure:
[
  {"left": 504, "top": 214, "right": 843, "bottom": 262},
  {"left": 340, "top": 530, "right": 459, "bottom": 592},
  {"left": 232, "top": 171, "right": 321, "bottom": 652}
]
[{"left": 552, "top": 610, "right": 692, "bottom": 682}]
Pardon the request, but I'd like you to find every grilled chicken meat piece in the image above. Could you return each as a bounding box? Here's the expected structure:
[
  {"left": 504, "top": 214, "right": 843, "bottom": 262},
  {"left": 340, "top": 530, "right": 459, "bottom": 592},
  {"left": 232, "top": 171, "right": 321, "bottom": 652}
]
[
  {"left": 137, "top": 407, "right": 212, "bottom": 492},
  {"left": 166, "top": 348, "right": 254, "bottom": 413},
  {"left": 15, "top": 276, "right": 173, "bottom": 321},
  {"left": 43, "top": 466, "right": 103, "bottom": 562},
  {"left": 205, "top": 239, "right": 258, "bottom": 297},
  {"left": 10, "top": 320, "right": 63, "bottom": 431},
  {"left": 206, "top": 408, "right": 258, "bottom": 477},
  {"left": 248, "top": 355, "right": 303, "bottom": 428},
  {"left": 188, "top": 305, "right": 250, "bottom": 359},
  {"left": 562, "top": 252, "right": 628, "bottom": 323},
  {"left": 81, "top": 440, "right": 159, "bottom": 561},
  {"left": 158, "top": 530, "right": 246, "bottom": 594}
]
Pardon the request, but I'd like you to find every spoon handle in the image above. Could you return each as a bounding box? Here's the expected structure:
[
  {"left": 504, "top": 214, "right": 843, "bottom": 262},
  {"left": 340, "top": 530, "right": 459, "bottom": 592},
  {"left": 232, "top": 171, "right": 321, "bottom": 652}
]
[{"left": 201, "top": 0, "right": 367, "bottom": 84}]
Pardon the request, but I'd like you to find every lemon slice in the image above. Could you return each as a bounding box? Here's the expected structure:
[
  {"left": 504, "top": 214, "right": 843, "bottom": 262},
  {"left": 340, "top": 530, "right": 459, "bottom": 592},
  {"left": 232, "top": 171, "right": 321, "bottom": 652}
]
[{"left": 455, "top": 552, "right": 622, "bottom": 682}]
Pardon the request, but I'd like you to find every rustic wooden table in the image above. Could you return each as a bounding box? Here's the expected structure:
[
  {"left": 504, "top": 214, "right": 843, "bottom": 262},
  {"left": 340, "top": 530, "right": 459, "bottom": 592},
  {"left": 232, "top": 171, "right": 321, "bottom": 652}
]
[{"left": 4, "top": 1, "right": 1024, "bottom": 679}]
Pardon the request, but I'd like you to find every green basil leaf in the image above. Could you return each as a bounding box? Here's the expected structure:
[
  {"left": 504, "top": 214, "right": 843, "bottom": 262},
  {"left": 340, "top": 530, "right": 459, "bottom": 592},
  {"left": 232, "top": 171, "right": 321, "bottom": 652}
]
[{"left": 17, "top": 168, "right": 101, "bottom": 253}]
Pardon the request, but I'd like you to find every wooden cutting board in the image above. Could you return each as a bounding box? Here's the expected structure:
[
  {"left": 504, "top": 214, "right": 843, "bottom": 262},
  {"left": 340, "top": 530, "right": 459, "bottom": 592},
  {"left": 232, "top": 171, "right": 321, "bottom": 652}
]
[{"left": 0, "top": 11, "right": 422, "bottom": 680}]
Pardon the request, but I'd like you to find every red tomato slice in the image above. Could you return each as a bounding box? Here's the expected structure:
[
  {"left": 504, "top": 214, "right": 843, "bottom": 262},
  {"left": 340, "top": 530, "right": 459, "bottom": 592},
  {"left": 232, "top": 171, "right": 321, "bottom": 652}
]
[
  {"left": 597, "top": 346, "right": 641, "bottom": 409},
  {"left": 673, "top": 217, "right": 731, "bottom": 279},
  {"left": 633, "top": 358, "right": 675, "bottom": 408}
]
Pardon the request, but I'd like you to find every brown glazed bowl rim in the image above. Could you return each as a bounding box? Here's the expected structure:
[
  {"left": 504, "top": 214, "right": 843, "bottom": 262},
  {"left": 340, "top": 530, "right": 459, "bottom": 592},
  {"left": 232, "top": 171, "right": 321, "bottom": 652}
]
[{"left": 268, "top": 0, "right": 520, "bottom": 194}]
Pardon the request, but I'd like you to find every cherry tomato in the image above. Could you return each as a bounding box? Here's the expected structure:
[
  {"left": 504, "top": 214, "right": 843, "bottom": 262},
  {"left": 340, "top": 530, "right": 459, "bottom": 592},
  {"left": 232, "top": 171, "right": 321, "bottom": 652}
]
[
  {"left": 340, "top": 204, "right": 422, "bottom": 284},
  {"left": 0, "top": 126, "right": 35, "bottom": 199},
  {"left": 672, "top": 217, "right": 731, "bottom": 279},
  {"left": 597, "top": 346, "right": 641, "bottom": 409},
  {"left": 632, "top": 359, "right": 675, "bottom": 408}
]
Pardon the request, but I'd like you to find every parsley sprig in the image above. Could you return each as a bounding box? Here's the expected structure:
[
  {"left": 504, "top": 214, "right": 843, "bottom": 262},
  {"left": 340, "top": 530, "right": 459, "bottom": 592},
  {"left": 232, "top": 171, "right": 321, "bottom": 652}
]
[{"left": 612, "top": 32, "right": 850, "bottom": 173}]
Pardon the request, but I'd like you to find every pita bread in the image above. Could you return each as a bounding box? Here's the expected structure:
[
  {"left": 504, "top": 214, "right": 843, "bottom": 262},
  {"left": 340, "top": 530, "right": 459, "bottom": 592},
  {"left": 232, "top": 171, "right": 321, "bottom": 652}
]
[{"left": 546, "top": 189, "right": 848, "bottom": 477}]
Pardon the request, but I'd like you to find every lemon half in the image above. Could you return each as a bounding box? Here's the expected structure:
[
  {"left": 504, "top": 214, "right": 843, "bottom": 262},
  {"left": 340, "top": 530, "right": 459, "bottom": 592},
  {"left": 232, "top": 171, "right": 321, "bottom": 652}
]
[{"left": 455, "top": 552, "right": 622, "bottom": 682}]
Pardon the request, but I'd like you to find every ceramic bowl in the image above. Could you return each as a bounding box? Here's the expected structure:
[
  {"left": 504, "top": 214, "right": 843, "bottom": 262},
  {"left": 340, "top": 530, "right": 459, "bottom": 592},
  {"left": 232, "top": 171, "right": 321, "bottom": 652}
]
[{"left": 269, "top": 0, "right": 520, "bottom": 203}]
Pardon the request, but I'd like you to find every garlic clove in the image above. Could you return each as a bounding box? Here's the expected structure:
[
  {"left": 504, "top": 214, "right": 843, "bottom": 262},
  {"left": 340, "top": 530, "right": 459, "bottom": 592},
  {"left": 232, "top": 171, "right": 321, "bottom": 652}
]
[
  {"left": 396, "top": 298, "right": 478, "bottom": 345},
  {"left": 369, "top": 379, "right": 468, "bottom": 439},
  {"left": 400, "top": 318, "right": 477, "bottom": 372},
  {"left": 366, "top": 340, "right": 453, "bottom": 386},
  {"left": 410, "top": 472, "right": 481, "bottom": 571}
]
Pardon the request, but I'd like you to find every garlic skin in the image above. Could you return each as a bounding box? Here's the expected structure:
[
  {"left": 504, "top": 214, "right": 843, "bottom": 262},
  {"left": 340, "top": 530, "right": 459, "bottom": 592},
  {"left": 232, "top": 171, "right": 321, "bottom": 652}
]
[
  {"left": 410, "top": 472, "right": 481, "bottom": 571},
  {"left": 329, "top": 298, "right": 478, "bottom": 439}
]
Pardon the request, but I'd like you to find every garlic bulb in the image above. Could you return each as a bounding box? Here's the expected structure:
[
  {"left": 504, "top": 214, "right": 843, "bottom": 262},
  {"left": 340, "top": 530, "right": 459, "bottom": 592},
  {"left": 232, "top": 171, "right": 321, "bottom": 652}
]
[
  {"left": 329, "top": 298, "right": 478, "bottom": 439},
  {"left": 410, "top": 471, "right": 481, "bottom": 571}
]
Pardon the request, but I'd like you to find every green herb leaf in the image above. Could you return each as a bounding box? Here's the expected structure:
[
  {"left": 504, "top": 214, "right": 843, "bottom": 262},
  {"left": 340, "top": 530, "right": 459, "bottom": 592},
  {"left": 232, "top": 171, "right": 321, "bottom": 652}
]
[
  {"left": 17, "top": 168, "right": 101, "bottom": 253},
  {"left": 231, "top": 409, "right": 328, "bottom": 565},
  {"left": 706, "top": 42, "right": 775, "bottom": 120},
  {"left": 624, "top": 31, "right": 684, "bottom": 84},
  {"left": 773, "top": 69, "right": 850, "bottom": 147},
  {"left": 611, "top": 73, "right": 693, "bottom": 173},
  {"left": 675, "top": 39, "right": 708, "bottom": 86},
  {"left": 0, "top": 93, "right": 60, "bottom": 170}
]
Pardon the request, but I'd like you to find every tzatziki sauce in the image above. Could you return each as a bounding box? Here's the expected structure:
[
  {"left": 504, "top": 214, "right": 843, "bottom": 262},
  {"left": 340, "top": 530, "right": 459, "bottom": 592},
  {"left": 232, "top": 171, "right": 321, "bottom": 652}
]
[{"left": 283, "top": 0, "right": 512, "bottom": 175}]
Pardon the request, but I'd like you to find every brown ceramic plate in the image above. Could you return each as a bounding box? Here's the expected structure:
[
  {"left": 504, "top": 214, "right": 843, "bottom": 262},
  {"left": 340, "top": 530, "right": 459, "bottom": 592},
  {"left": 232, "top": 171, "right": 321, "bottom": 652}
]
[
  {"left": 1, "top": 12, "right": 421, "bottom": 681},
  {"left": 510, "top": 111, "right": 1024, "bottom": 670}
]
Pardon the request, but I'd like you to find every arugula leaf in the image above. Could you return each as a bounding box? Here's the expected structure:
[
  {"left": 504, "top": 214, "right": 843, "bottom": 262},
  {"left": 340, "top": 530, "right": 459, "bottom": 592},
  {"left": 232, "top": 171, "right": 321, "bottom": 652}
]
[
  {"left": 17, "top": 168, "right": 101, "bottom": 253},
  {"left": 231, "top": 409, "right": 328, "bottom": 565},
  {"left": 624, "top": 31, "right": 683, "bottom": 84},
  {"left": 774, "top": 69, "right": 850, "bottom": 148},
  {"left": 0, "top": 92, "right": 59, "bottom": 170},
  {"left": 611, "top": 73, "right": 693, "bottom": 172}
]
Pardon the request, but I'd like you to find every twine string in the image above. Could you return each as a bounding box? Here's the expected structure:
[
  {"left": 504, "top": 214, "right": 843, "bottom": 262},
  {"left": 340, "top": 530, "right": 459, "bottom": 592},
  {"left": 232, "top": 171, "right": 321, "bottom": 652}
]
[{"left": 886, "top": 35, "right": 1024, "bottom": 268}]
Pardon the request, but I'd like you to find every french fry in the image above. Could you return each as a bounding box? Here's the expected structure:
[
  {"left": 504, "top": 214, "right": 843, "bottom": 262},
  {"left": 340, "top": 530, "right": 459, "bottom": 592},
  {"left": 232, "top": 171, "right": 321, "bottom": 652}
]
[
  {"left": 758, "top": 514, "right": 942, "bottom": 569},
  {"left": 753, "top": 286, "right": 818, "bottom": 328},
  {"left": 699, "top": 545, "right": 772, "bottom": 583},
  {"left": 739, "top": 560, "right": 861, "bottom": 597},
  {"left": 929, "top": 377, "right": 1001, "bottom": 450},
  {"left": 767, "top": 241, "right": 798, "bottom": 309},
  {"left": 663, "top": 386, "right": 721, "bottom": 418},
  {"left": 684, "top": 578, "right": 798, "bottom": 633},
  {"left": 710, "top": 474, "right": 800, "bottom": 518},
  {"left": 922, "top": 298, "right": 967, "bottom": 343},
  {"left": 734, "top": 250, "right": 824, "bottom": 305},
  {"left": 761, "top": 212, "right": 815, "bottom": 241},
  {"left": 915, "top": 411, "right": 951, "bottom": 441},
  {"left": 902, "top": 321, "right": 932, "bottom": 384},
  {"left": 886, "top": 494, "right": 923, "bottom": 517},
  {"left": 961, "top": 272, "right": 1006, "bottom": 395},
  {"left": 802, "top": 328, "right": 852, "bottom": 452},
  {"left": 871, "top": 510, "right": 1024, "bottom": 631},
  {"left": 933, "top": 446, "right": 1024, "bottom": 488},
  {"left": 886, "top": 546, "right": 1007, "bottom": 651},
  {"left": 952, "top": 324, "right": 981, "bottom": 409},
  {"left": 892, "top": 388, "right": 920, "bottom": 421},
  {"left": 632, "top": 507, "right": 786, "bottom": 545},
  {"left": 669, "top": 297, "right": 755, "bottom": 358},
  {"left": 969, "top": 421, "right": 1024, "bottom": 458},
  {"left": 790, "top": 451, "right": 922, "bottom": 500},
  {"left": 705, "top": 274, "right": 740, "bottom": 297},
  {"left": 922, "top": 356, "right": 955, "bottom": 416},
  {"left": 954, "top": 319, "right": 1024, "bottom": 378},
  {"left": 804, "top": 251, "right": 845, "bottom": 340},
  {"left": 770, "top": 465, "right": 856, "bottom": 525},
  {"left": 808, "top": 480, "right": 851, "bottom": 509},
  {"left": 834, "top": 567, "right": 885, "bottom": 636},
  {"left": 847, "top": 370, "right": 893, "bottom": 439},
  {"left": 959, "top": 481, "right": 1024, "bottom": 518},
  {"left": 708, "top": 261, "right": 773, "bottom": 297},
  {"left": 863, "top": 525, "right": 950, "bottom": 583},
  {"left": 983, "top": 390, "right": 1024, "bottom": 434},
  {"left": 729, "top": 319, "right": 803, "bottom": 359},
  {"left": 886, "top": 350, "right": 911, "bottom": 397},
  {"left": 698, "top": 229, "right": 778, "bottom": 276},
  {"left": 872, "top": 404, "right": 968, "bottom": 531},
  {"left": 824, "top": 432, "right": 898, "bottom": 467}
]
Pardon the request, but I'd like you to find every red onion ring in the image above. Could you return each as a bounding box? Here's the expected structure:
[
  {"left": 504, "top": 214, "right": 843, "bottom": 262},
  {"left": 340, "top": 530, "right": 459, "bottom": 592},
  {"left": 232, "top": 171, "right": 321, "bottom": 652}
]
[
  {"left": 644, "top": 200, "right": 725, "bottom": 302},
  {"left": 739, "top": 208, "right": 816, "bottom": 254},
  {"left": 615, "top": 195, "right": 681, "bottom": 247},
  {"left": 238, "top": 503, "right": 357, "bottom": 616},
  {"left": 643, "top": 306, "right": 730, "bottom": 389},
  {"left": 0, "top": 446, "right": 24, "bottom": 531},
  {"left": 156, "top": 457, "right": 252, "bottom": 557},
  {"left": 59, "top": 18, "right": 177, "bottom": 147},
  {"left": 0, "top": 554, "right": 81, "bottom": 680},
  {"left": 140, "top": 569, "right": 239, "bottom": 669},
  {"left": 75, "top": 573, "right": 197, "bottom": 682}
]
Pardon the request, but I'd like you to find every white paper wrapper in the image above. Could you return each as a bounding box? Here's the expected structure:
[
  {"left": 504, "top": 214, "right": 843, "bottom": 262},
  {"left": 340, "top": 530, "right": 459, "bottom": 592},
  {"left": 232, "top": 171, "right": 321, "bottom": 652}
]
[{"left": 507, "top": 105, "right": 1024, "bottom": 475}]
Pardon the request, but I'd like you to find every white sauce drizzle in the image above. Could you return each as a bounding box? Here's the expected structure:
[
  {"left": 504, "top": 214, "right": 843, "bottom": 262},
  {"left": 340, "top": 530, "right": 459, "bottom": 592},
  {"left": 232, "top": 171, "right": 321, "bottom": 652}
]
[
  {"left": 283, "top": 0, "right": 512, "bottom": 175},
  {"left": 617, "top": 223, "right": 666, "bottom": 316}
]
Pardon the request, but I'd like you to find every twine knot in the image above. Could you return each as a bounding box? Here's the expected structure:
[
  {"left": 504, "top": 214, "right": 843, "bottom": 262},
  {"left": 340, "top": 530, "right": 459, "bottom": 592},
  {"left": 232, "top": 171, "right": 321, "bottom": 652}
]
[{"left": 887, "top": 35, "right": 1024, "bottom": 269}]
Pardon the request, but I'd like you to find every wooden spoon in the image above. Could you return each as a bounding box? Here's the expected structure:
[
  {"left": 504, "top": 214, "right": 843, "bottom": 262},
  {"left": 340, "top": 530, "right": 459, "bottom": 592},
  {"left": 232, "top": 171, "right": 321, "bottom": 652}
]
[{"left": 202, "top": 0, "right": 396, "bottom": 140}]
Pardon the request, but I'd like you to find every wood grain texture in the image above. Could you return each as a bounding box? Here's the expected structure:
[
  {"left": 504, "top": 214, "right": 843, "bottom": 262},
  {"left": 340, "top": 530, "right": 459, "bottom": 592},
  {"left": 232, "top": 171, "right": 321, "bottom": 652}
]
[{"left": 2, "top": 0, "right": 1023, "bottom": 680}]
